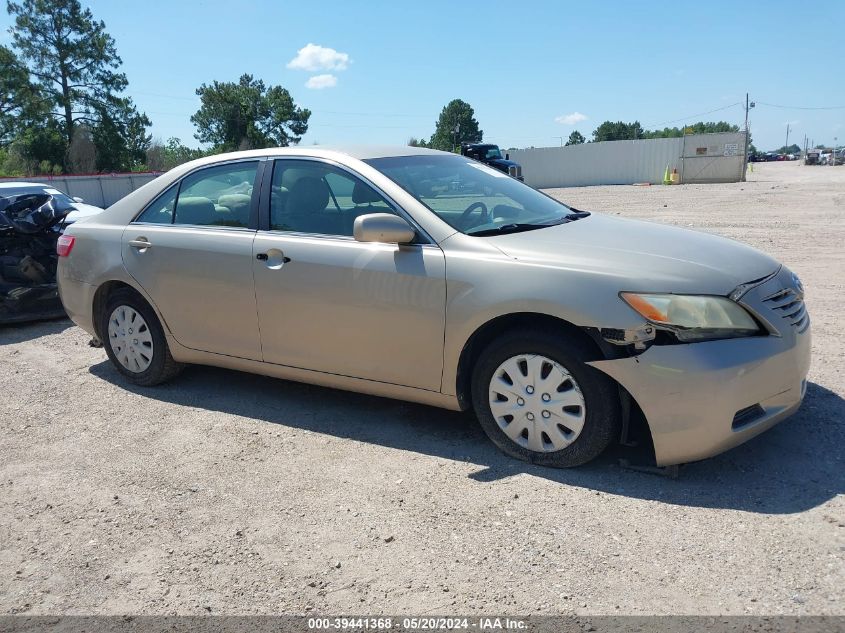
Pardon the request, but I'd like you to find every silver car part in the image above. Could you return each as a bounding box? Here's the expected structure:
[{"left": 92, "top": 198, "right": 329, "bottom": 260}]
[
  {"left": 107, "top": 305, "right": 154, "bottom": 372},
  {"left": 489, "top": 354, "right": 586, "bottom": 452}
]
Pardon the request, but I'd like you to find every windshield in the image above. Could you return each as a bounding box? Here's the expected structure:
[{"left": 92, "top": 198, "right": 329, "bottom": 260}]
[
  {"left": 0, "top": 186, "right": 75, "bottom": 206},
  {"left": 364, "top": 154, "right": 572, "bottom": 235},
  {"left": 485, "top": 147, "right": 503, "bottom": 160}
]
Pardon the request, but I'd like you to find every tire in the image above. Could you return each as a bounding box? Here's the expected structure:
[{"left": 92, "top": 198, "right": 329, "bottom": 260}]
[
  {"left": 471, "top": 331, "right": 620, "bottom": 467},
  {"left": 100, "top": 287, "right": 184, "bottom": 386}
]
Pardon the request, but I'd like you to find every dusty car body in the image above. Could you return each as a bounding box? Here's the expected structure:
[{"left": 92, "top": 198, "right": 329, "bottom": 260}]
[{"left": 57, "top": 146, "right": 811, "bottom": 467}]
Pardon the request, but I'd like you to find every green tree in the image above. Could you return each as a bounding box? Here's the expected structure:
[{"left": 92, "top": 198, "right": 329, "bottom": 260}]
[
  {"left": 407, "top": 136, "right": 427, "bottom": 147},
  {"left": 591, "top": 120, "right": 644, "bottom": 142},
  {"left": 191, "top": 74, "right": 310, "bottom": 151},
  {"left": 1, "top": 44, "right": 46, "bottom": 148},
  {"left": 7, "top": 0, "right": 149, "bottom": 171},
  {"left": 93, "top": 105, "right": 151, "bottom": 171},
  {"left": 565, "top": 130, "right": 585, "bottom": 146},
  {"left": 5, "top": 118, "right": 66, "bottom": 174},
  {"left": 642, "top": 121, "right": 741, "bottom": 139},
  {"left": 428, "top": 99, "right": 482, "bottom": 151},
  {"left": 146, "top": 137, "right": 212, "bottom": 172},
  {"left": 775, "top": 144, "right": 801, "bottom": 155}
]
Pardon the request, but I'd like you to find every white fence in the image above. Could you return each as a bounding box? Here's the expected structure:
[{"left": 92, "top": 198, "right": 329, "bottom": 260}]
[
  {"left": 508, "top": 132, "right": 748, "bottom": 189},
  {"left": 0, "top": 172, "right": 161, "bottom": 207}
]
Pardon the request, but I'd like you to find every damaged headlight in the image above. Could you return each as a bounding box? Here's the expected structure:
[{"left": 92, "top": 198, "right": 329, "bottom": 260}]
[{"left": 620, "top": 292, "right": 761, "bottom": 342}]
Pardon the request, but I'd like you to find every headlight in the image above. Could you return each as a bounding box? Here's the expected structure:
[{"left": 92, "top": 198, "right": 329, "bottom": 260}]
[{"left": 620, "top": 293, "right": 761, "bottom": 342}]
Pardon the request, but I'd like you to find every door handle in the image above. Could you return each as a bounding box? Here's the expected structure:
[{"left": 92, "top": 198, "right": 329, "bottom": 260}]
[
  {"left": 128, "top": 239, "right": 152, "bottom": 249},
  {"left": 256, "top": 253, "right": 291, "bottom": 263}
]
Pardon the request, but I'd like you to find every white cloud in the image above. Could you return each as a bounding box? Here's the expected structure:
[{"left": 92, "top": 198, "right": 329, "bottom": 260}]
[
  {"left": 305, "top": 74, "right": 338, "bottom": 90},
  {"left": 288, "top": 43, "right": 350, "bottom": 72},
  {"left": 555, "top": 112, "right": 588, "bottom": 125}
]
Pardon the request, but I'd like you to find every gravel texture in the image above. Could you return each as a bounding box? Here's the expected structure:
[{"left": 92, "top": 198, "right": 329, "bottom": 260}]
[{"left": 0, "top": 160, "right": 842, "bottom": 615}]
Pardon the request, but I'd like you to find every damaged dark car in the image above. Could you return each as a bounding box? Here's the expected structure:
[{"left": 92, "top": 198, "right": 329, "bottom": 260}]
[{"left": 0, "top": 191, "right": 77, "bottom": 324}]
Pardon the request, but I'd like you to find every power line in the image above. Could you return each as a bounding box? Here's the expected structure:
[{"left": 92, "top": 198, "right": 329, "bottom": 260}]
[
  {"left": 755, "top": 101, "right": 845, "bottom": 110},
  {"left": 645, "top": 102, "right": 743, "bottom": 128}
]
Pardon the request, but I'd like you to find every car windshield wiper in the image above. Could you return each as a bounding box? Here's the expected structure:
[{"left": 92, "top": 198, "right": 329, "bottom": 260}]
[
  {"left": 467, "top": 212, "right": 590, "bottom": 237},
  {"left": 467, "top": 223, "right": 550, "bottom": 237}
]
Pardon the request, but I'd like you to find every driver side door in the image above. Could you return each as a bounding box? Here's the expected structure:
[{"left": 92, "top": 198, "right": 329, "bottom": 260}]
[{"left": 252, "top": 158, "right": 447, "bottom": 391}]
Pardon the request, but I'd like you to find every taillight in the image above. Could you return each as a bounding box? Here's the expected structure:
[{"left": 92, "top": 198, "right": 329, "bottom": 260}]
[{"left": 57, "top": 234, "right": 75, "bottom": 257}]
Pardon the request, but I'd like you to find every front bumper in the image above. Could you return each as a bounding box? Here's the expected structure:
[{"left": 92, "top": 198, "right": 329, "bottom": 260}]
[{"left": 589, "top": 323, "right": 811, "bottom": 466}]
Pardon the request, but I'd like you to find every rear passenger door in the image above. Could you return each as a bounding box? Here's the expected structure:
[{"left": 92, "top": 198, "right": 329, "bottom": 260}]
[
  {"left": 122, "top": 159, "right": 264, "bottom": 360},
  {"left": 252, "top": 158, "right": 447, "bottom": 391}
]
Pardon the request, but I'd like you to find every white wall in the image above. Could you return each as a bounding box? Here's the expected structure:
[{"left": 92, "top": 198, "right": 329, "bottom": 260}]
[
  {"left": 508, "top": 132, "right": 747, "bottom": 189},
  {"left": 0, "top": 172, "right": 161, "bottom": 207}
]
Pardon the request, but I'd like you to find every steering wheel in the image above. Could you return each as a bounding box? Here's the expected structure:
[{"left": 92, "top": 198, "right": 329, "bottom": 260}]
[{"left": 459, "top": 201, "right": 489, "bottom": 229}]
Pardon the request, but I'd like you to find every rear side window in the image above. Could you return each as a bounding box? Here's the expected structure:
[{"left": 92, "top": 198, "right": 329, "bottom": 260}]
[
  {"left": 136, "top": 185, "right": 177, "bottom": 224},
  {"left": 175, "top": 162, "right": 257, "bottom": 227},
  {"left": 136, "top": 162, "right": 259, "bottom": 227}
]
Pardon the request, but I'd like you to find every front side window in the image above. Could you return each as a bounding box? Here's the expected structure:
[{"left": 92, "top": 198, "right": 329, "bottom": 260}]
[
  {"left": 365, "top": 154, "right": 572, "bottom": 235},
  {"left": 269, "top": 160, "right": 395, "bottom": 236}
]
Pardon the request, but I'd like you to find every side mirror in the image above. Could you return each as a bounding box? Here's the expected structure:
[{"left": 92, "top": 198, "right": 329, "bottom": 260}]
[
  {"left": 505, "top": 153, "right": 510, "bottom": 160},
  {"left": 353, "top": 213, "right": 415, "bottom": 244},
  {"left": 72, "top": 196, "right": 84, "bottom": 203}
]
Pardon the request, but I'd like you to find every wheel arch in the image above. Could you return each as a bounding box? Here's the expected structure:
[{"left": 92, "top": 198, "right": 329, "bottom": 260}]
[
  {"left": 92, "top": 280, "right": 164, "bottom": 342},
  {"left": 454, "top": 312, "right": 610, "bottom": 410}
]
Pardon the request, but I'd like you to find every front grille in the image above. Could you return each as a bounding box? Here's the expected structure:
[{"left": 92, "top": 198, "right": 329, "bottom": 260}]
[{"left": 762, "top": 287, "right": 809, "bottom": 333}]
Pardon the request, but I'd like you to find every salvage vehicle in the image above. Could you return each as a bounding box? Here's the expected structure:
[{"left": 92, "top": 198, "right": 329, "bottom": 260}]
[
  {"left": 0, "top": 184, "right": 102, "bottom": 324},
  {"left": 460, "top": 143, "right": 523, "bottom": 181},
  {"left": 57, "top": 147, "right": 811, "bottom": 467}
]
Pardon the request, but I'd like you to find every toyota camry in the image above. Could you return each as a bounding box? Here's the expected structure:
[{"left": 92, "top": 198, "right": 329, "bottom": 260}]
[{"left": 56, "top": 146, "right": 811, "bottom": 467}]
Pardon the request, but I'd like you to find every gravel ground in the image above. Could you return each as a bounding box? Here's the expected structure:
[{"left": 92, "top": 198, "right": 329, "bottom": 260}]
[{"left": 1, "top": 161, "right": 842, "bottom": 616}]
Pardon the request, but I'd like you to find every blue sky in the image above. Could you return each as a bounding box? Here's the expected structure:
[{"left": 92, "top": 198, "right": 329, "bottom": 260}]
[{"left": 2, "top": 0, "right": 844, "bottom": 151}]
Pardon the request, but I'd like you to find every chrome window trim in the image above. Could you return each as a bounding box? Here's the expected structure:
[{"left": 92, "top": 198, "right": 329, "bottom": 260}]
[
  {"left": 130, "top": 222, "right": 257, "bottom": 233},
  {"left": 264, "top": 155, "right": 436, "bottom": 246}
]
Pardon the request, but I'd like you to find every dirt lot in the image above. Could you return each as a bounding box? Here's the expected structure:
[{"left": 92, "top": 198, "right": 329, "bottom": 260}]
[{"left": 1, "top": 161, "right": 842, "bottom": 616}]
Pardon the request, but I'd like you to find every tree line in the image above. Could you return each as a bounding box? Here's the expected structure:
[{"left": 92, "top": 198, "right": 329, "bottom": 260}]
[
  {"left": 565, "top": 120, "right": 746, "bottom": 147},
  {"left": 0, "top": 0, "right": 310, "bottom": 176},
  {"left": 406, "top": 99, "right": 746, "bottom": 152}
]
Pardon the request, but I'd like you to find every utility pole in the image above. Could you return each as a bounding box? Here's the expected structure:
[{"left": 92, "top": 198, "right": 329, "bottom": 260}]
[
  {"left": 785, "top": 123, "right": 790, "bottom": 153},
  {"left": 553, "top": 136, "right": 564, "bottom": 147},
  {"left": 742, "top": 93, "right": 754, "bottom": 181}
]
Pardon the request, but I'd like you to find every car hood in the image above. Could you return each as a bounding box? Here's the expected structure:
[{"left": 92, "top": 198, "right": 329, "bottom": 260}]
[{"left": 485, "top": 212, "right": 779, "bottom": 295}]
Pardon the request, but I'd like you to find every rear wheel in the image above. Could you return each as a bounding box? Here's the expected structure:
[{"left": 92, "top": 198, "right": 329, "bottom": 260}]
[
  {"left": 471, "top": 331, "right": 620, "bottom": 467},
  {"left": 100, "top": 288, "right": 183, "bottom": 386}
]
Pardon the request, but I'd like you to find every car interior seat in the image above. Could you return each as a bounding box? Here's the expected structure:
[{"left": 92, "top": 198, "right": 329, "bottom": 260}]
[
  {"left": 283, "top": 176, "right": 343, "bottom": 234},
  {"left": 216, "top": 193, "right": 251, "bottom": 227},
  {"left": 175, "top": 197, "right": 216, "bottom": 226}
]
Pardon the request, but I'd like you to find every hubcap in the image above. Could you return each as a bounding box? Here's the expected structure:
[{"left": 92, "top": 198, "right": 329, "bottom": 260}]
[
  {"left": 488, "top": 354, "right": 587, "bottom": 453},
  {"left": 107, "top": 305, "right": 154, "bottom": 373}
]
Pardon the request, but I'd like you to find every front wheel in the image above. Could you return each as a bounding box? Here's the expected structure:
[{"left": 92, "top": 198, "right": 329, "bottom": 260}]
[
  {"left": 471, "top": 332, "right": 620, "bottom": 467},
  {"left": 100, "top": 288, "right": 184, "bottom": 386}
]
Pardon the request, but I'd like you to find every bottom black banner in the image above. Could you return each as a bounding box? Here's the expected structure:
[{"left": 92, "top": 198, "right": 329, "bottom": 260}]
[{"left": 0, "top": 616, "right": 842, "bottom": 633}]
